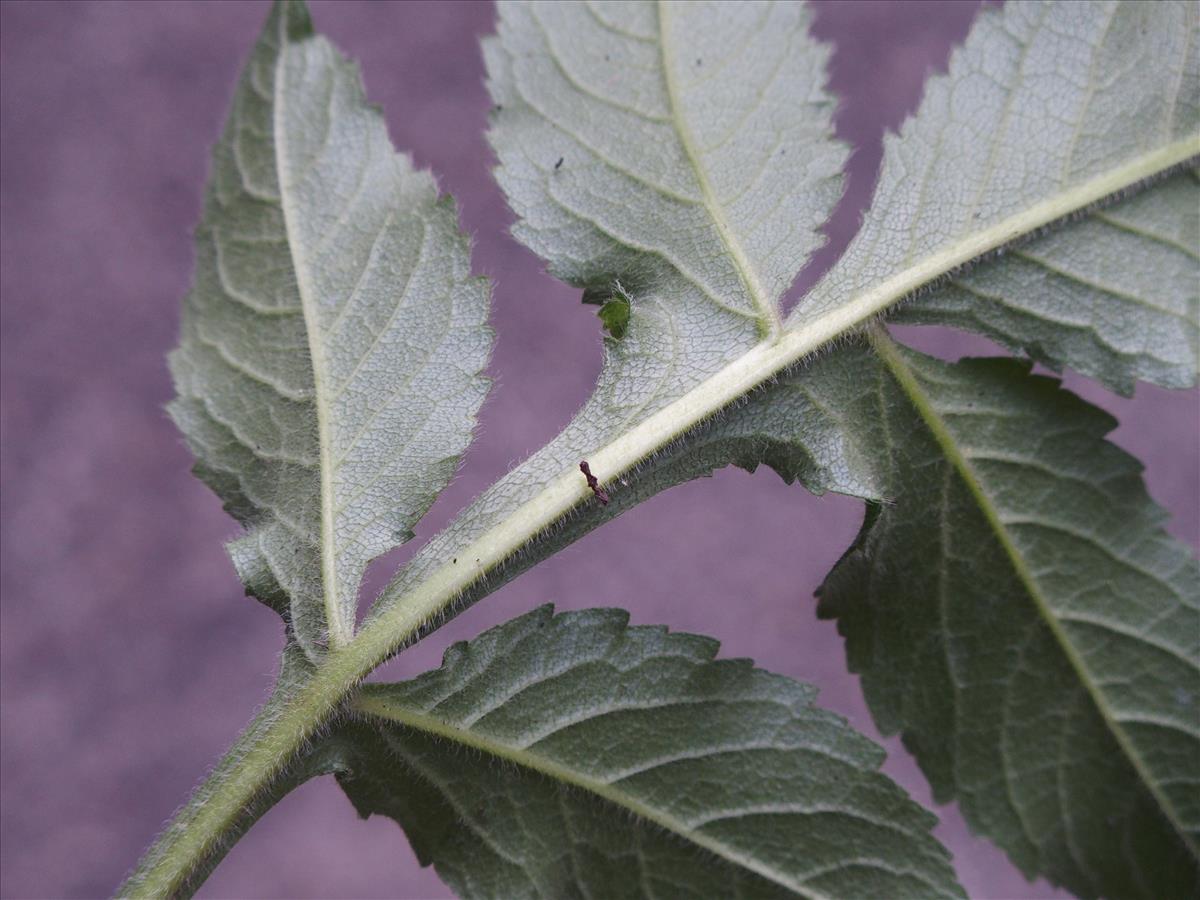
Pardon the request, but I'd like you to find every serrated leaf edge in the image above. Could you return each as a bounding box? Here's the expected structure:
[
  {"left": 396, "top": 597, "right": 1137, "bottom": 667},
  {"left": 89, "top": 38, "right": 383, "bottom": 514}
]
[{"left": 355, "top": 692, "right": 847, "bottom": 899}]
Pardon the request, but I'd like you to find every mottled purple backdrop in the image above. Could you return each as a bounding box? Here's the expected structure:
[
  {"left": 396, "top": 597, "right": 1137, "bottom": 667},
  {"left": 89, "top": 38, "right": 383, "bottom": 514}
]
[{"left": 1, "top": 2, "right": 1196, "bottom": 898}]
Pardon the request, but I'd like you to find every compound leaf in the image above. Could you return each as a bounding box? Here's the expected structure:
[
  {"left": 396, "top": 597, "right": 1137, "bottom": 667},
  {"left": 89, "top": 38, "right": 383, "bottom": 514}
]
[
  {"left": 373, "top": 1, "right": 1197, "bottom": 638},
  {"left": 143, "top": 3, "right": 1200, "bottom": 896}
]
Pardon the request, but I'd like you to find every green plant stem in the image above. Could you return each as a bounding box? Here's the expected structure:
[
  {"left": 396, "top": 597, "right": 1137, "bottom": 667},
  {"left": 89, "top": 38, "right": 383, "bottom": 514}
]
[
  {"left": 121, "top": 137, "right": 1197, "bottom": 899},
  {"left": 118, "top": 655, "right": 359, "bottom": 897}
]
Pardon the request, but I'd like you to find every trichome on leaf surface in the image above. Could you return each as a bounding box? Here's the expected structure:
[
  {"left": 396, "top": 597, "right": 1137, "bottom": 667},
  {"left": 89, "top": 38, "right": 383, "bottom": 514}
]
[{"left": 121, "top": 1, "right": 1199, "bottom": 898}]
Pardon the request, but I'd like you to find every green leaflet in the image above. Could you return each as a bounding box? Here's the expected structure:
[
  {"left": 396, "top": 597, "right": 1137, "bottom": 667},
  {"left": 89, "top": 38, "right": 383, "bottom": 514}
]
[
  {"left": 328, "top": 607, "right": 965, "bottom": 899},
  {"left": 798, "top": 1, "right": 1199, "bottom": 393},
  {"left": 817, "top": 335, "right": 1200, "bottom": 899},
  {"left": 167, "top": 1, "right": 491, "bottom": 658},
  {"left": 489, "top": 0, "right": 845, "bottom": 336}
]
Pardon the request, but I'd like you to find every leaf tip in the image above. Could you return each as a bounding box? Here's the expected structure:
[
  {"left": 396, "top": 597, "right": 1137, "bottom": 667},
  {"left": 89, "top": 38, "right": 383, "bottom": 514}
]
[{"left": 271, "top": 0, "right": 314, "bottom": 42}]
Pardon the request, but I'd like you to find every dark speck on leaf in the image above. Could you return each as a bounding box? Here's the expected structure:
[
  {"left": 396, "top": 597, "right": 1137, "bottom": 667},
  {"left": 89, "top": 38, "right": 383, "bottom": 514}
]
[
  {"left": 696, "top": 58, "right": 702, "bottom": 66},
  {"left": 554, "top": 157, "right": 564, "bottom": 170}
]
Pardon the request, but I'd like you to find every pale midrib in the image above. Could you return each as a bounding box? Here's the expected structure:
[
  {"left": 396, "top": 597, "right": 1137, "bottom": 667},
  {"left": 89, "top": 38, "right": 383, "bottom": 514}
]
[
  {"left": 867, "top": 326, "right": 1199, "bottom": 863},
  {"left": 353, "top": 692, "right": 835, "bottom": 900},
  {"left": 273, "top": 26, "right": 347, "bottom": 648},
  {"left": 656, "top": 0, "right": 781, "bottom": 339}
]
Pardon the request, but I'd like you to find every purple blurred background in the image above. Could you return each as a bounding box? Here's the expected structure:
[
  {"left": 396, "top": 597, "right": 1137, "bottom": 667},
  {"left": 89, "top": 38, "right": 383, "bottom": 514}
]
[{"left": 1, "top": 2, "right": 1196, "bottom": 898}]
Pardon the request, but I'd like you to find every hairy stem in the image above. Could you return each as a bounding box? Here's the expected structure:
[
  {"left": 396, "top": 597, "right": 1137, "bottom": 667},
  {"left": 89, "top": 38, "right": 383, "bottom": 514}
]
[{"left": 119, "top": 657, "right": 356, "bottom": 897}]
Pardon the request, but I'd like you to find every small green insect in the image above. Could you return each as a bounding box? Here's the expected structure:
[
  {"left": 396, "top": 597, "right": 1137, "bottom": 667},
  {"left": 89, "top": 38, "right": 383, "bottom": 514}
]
[{"left": 597, "top": 283, "right": 631, "bottom": 340}]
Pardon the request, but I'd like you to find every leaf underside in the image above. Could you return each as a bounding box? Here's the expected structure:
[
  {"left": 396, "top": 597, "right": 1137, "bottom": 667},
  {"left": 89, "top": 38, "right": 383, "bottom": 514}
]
[
  {"left": 325, "top": 607, "right": 965, "bottom": 900},
  {"left": 788, "top": 3, "right": 1200, "bottom": 895},
  {"left": 371, "top": 0, "right": 1197, "bottom": 631},
  {"left": 795, "top": 1, "right": 1198, "bottom": 394},
  {"left": 168, "top": 0, "right": 491, "bottom": 658},
  {"left": 165, "top": 1, "right": 1200, "bottom": 898},
  {"left": 796, "top": 0, "right": 1200, "bottom": 388}
]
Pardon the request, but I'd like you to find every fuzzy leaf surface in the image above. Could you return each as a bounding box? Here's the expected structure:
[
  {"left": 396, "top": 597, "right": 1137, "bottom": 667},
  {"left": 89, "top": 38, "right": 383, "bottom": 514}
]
[
  {"left": 168, "top": 1, "right": 491, "bottom": 656},
  {"left": 330, "top": 607, "right": 964, "bottom": 899},
  {"left": 817, "top": 337, "right": 1200, "bottom": 898},
  {"left": 795, "top": 1, "right": 1199, "bottom": 394}
]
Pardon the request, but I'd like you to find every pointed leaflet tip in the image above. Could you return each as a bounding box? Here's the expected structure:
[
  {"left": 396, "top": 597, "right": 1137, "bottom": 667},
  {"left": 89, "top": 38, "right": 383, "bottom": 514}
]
[{"left": 269, "top": 0, "right": 314, "bottom": 42}]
